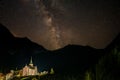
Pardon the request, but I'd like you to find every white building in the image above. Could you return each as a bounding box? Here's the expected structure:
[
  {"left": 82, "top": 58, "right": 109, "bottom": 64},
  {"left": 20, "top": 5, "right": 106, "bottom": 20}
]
[
  {"left": 22, "top": 57, "right": 38, "bottom": 76},
  {"left": 5, "top": 70, "right": 14, "bottom": 80}
]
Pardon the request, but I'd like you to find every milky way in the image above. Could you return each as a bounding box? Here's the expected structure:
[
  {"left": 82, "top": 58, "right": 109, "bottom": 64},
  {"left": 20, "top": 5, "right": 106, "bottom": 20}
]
[
  {"left": 0, "top": 0, "right": 120, "bottom": 50},
  {"left": 34, "top": 0, "right": 62, "bottom": 49}
]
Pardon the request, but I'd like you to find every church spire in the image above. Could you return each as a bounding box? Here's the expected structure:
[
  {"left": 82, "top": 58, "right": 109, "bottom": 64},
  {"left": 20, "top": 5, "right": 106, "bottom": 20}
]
[
  {"left": 30, "top": 57, "right": 33, "bottom": 64},
  {"left": 29, "top": 57, "right": 33, "bottom": 66}
]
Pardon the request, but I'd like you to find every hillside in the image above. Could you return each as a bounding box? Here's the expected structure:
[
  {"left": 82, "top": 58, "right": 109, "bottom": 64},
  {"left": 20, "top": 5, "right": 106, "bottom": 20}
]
[{"left": 0, "top": 23, "right": 120, "bottom": 79}]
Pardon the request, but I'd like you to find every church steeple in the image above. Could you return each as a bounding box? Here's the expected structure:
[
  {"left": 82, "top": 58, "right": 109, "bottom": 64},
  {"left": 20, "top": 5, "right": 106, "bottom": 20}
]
[
  {"left": 29, "top": 57, "right": 33, "bottom": 66},
  {"left": 30, "top": 57, "right": 33, "bottom": 64}
]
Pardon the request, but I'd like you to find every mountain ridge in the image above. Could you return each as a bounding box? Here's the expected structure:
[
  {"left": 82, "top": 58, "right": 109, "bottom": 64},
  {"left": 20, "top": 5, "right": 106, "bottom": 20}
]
[
  {"left": 105, "top": 33, "right": 120, "bottom": 51},
  {"left": 0, "top": 23, "right": 120, "bottom": 74}
]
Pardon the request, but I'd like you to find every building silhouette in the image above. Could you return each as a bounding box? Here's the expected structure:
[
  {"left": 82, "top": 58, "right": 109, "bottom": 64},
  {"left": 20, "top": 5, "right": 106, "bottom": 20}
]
[{"left": 22, "top": 57, "right": 38, "bottom": 76}]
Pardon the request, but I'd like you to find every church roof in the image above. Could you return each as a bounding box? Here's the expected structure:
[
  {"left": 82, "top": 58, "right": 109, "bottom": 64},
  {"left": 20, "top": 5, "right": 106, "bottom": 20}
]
[{"left": 28, "top": 65, "right": 35, "bottom": 69}]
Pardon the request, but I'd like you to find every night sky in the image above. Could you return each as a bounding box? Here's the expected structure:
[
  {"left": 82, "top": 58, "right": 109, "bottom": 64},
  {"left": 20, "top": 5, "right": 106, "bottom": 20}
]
[{"left": 0, "top": 0, "right": 120, "bottom": 50}]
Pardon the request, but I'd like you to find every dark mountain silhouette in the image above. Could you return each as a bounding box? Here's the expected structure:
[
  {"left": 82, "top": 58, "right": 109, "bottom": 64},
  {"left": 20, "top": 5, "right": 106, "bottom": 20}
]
[
  {"left": 0, "top": 24, "right": 14, "bottom": 50},
  {"left": 0, "top": 23, "right": 46, "bottom": 54},
  {"left": 0, "top": 23, "right": 119, "bottom": 76},
  {"left": 0, "top": 24, "right": 46, "bottom": 72},
  {"left": 93, "top": 33, "right": 120, "bottom": 80},
  {"left": 105, "top": 33, "right": 120, "bottom": 52},
  {"left": 49, "top": 45, "right": 104, "bottom": 74}
]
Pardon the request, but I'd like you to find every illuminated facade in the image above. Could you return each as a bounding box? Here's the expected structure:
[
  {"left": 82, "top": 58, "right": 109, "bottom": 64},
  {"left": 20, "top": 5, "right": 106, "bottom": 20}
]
[
  {"left": 0, "top": 57, "right": 50, "bottom": 80},
  {"left": 22, "top": 57, "right": 38, "bottom": 76}
]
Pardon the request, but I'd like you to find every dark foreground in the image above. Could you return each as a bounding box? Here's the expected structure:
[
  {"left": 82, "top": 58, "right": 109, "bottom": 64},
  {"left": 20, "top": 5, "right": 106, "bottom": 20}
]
[{"left": 11, "top": 74, "right": 84, "bottom": 80}]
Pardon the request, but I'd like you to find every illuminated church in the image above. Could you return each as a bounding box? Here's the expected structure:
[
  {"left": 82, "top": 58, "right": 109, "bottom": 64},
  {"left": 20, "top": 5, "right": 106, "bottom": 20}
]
[{"left": 22, "top": 57, "right": 38, "bottom": 76}]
